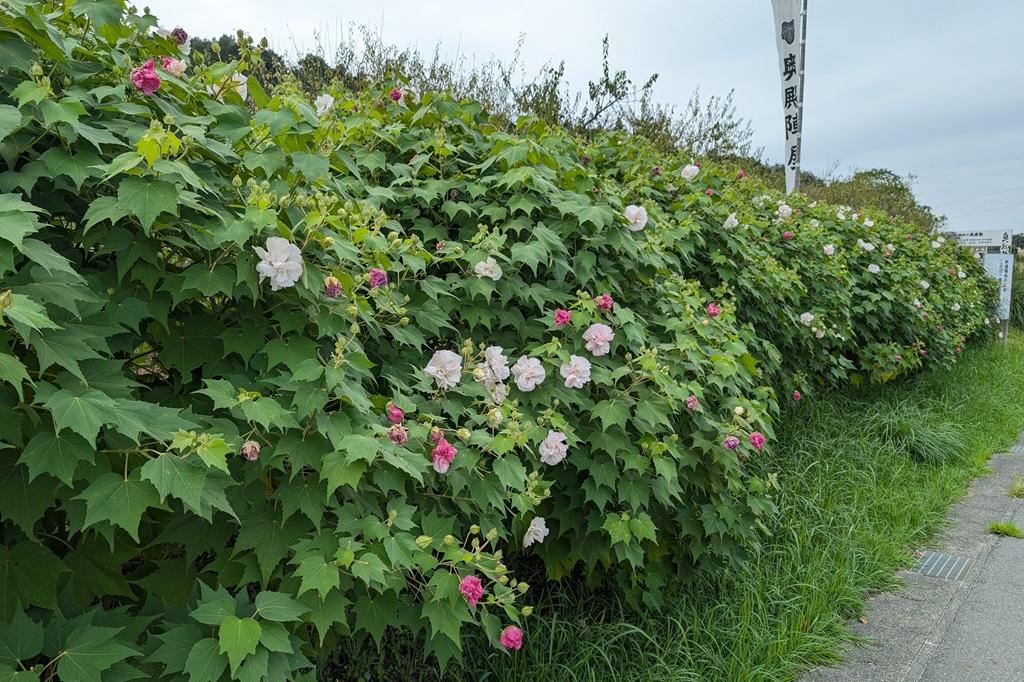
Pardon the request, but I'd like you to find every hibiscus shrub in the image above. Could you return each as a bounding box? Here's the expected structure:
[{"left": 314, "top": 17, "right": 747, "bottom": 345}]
[{"left": 0, "top": 2, "right": 994, "bottom": 679}]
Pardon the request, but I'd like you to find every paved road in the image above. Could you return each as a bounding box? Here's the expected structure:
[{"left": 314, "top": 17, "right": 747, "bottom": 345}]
[{"left": 803, "top": 447, "right": 1024, "bottom": 682}]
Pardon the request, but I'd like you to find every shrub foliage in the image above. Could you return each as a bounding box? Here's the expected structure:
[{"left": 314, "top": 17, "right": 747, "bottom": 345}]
[{"left": 0, "top": 1, "right": 996, "bottom": 679}]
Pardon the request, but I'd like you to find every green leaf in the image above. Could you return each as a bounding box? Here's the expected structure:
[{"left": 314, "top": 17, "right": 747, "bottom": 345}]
[
  {"left": 18, "top": 430, "right": 94, "bottom": 485},
  {"left": 56, "top": 626, "right": 136, "bottom": 682},
  {"left": 254, "top": 591, "right": 310, "bottom": 622},
  {"left": 3, "top": 294, "right": 58, "bottom": 333},
  {"left": 148, "top": 624, "right": 202, "bottom": 676},
  {"left": 140, "top": 453, "right": 206, "bottom": 511},
  {"left": 256, "top": 621, "right": 292, "bottom": 654},
  {"left": 216, "top": 616, "right": 261, "bottom": 675},
  {"left": 0, "top": 353, "right": 29, "bottom": 400},
  {"left": 40, "top": 147, "right": 102, "bottom": 189},
  {"left": 350, "top": 552, "right": 389, "bottom": 591},
  {"left": 195, "top": 436, "right": 233, "bottom": 473},
  {"left": 291, "top": 152, "right": 329, "bottom": 181},
  {"left": 321, "top": 453, "right": 366, "bottom": 495},
  {"left": 602, "top": 513, "right": 632, "bottom": 545},
  {"left": 189, "top": 595, "right": 236, "bottom": 627},
  {"left": 18, "top": 238, "right": 81, "bottom": 279},
  {"left": 183, "top": 638, "right": 226, "bottom": 682},
  {"left": 0, "top": 463, "right": 57, "bottom": 538},
  {"left": 0, "top": 608, "right": 43, "bottom": 667},
  {"left": 77, "top": 472, "right": 161, "bottom": 542},
  {"left": 116, "top": 176, "right": 178, "bottom": 232},
  {"left": 0, "top": 105, "right": 23, "bottom": 143},
  {"left": 43, "top": 387, "right": 116, "bottom": 445},
  {"left": 591, "top": 399, "right": 630, "bottom": 431},
  {"left": 293, "top": 556, "right": 340, "bottom": 599}
]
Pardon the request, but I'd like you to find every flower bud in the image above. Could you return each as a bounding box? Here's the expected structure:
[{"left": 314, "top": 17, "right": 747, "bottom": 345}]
[
  {"left": 415, "top": 535, "right": 433, "bottom": 549},
  {"left": 162, "top": 113, "right": 175, "bottom": 126},
  {"left": 443, "top": 534, "right": 456, "bottom": 546},
  {"left": 733, "top": 406, "right": 745, "bottom": 416},
  {"left": 498, "top": 575, "right": 509, "bottom": 585},
  {"left": 240, "top": 440, "right": 261, "bottom": 461},
  {"left": 470, "top": 524, "right": 481, "bottom": 534},
  {"left": 323, "top": 236, "right": 334, "bottom": 247},
  {"left": 486, "top": 528, "right": 498, "bottom": 541},
  {"left": 31, "top": 62, "right": 43, "bottom": 77},
  {"left": 346, "top": 305, "right": 358, "bottom": 316},
  {"left": 349, "top": 322, "right": 360, "bottom": 334},
  {"left": 231, "top": 175, "right": 242, "bottom": 188},
  {"left": 517, "top": 582, "right": 529, "bottom": 593},
  {"left": 521, "top": 606, "right": 534, "bottom": 616},
  {"left": 323, "top": 276, "right": 342, "bottom": 299},
  {"left": 456, "top": 428, "right": 471, "bottom": 442}
]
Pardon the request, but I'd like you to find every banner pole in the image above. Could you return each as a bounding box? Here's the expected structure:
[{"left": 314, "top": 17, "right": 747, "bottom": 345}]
[{"left": 793, "top": 0, "right": 807, "bottom": 193}]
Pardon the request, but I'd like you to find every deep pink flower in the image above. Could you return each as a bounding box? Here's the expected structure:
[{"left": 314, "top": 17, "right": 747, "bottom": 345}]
[
  {"left": 706, "top": 303, "right": 721, "bottom": 317},
  {"left": 554, "top": 308, "right": 571, "bottom": 327},
  {"left": 791, "top": 390, "right": 802, "bottom": 402},
  {"left": 782, "top": 231, "right": 794, "bottom": 241},
  {"left": 737, "top": 169, "right": 746, "bottom": 179},
  {"left": 388, "top": 424, "right": 409, "bottom": 445},
  {"left": 705, "top": 188, "right": 714, "bottom": 197},
  {"left": 748, "top": 431, "right": 766, "bottom": 450},
  {"left": 130, "top": 59, "right": 161, "bottom": 95},
  {"left": 723, "top": 436, "right": 740, "bottom": 450},
  {"left": 432, "top": 438, "right": 457, "bottom": 473},
  {"left": 499, "top": 625, "right": 523, "bottom": 650},
  {"left": 686, "top": 395, "right": 699, "bottom": 411},
  {"left": 429, "top": 427, "right": 444, "bottom": 444},
  {"left": 386, "top": 403, "right": 404, "bottom": 424},
  {"left": 459, "top": 575, "right": 485, "bottom": 607},
  {"left": 323, "top": 276, "right": 342, "bottom": 299},
  {"left": 390, "top": 86, "right": 404, "bottom": 102},
  {"left": 369, "top": 268, "right": 388, "bottom": 288},
  {"left": 595, "top": 293, "right": 614, "bottom": 311},
  {"left": 241, "top": 440, "right": 261, "bottom": 461}
]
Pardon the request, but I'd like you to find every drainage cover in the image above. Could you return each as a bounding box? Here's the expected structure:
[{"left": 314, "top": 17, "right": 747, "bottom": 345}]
[{"left": 912, "top": 550, "right": 971, "bottom": 580}]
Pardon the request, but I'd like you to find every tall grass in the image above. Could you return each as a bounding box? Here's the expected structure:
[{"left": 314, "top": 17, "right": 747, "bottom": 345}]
[{"left": 447, "top": 334, "right": 1024, "bottom": 681}]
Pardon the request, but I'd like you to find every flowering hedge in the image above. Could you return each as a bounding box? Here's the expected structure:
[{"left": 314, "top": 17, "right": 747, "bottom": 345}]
[{"left": 0, "top": 2, "right": 995, "bottom": 679}]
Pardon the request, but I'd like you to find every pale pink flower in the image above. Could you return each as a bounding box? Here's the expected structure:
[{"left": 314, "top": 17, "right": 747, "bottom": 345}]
[
  {"left": 511, "top": 356, "right": 546, "bottom": 392},
  {"left": 706, "top": 303, "right": 721, "bottom": 317},
  {"left": 705, "top": 188, "right": 715, "bottom": 197},
  {"left": 388, "top": 424, "right": 409, "bottom": 445},
  {"left": 686, "top": 395, "right": 699, "bottom": 411},
  {"left": 595, "top": 293, "right": 614, "bottom": 311},
  {"left": 680, "top": 164, "right": 700, "bottom": 181},
  {"left": 478, "top": 346, "right": 511, "bottom": 384},
  {"left": 538, "top": 430, "right": 568, "bottom": 465},
  {"left": 429, "top": 427, "right": 444, "bottom": 444},
  {"left": 160, "top": 56, "right": 187, "bottom": 77},
  {"left": 723, "top": 435, "right": 740, "bottom": 450},
  {"left": 254, "top": 237, "right": 303, "bottom": 290},
  {"left": 241, "top": 440, "right": 260, "bottom": 461},
  {"left": 431, "top": 438, "right": 457, "bottom": 473},
  {"left": 782, "top": 230, "right": 794, "bottom": 240},
  {"left": 792, "top": 390, "right": 802, "bottom": 402},
  {"left": 323, "top": 276, "right": 342, "bottom": 298},
  {"left": 499, "top": 625, "right": 523, "bottom": 650},
  {"left": 583, "top": 323, "right": 614, "bottom": 356},
  {"left": 560, "top": 355, "right": 592, "bottom": 389},
  {"left": 459, "top": 575, "right": 485, "bottom": 607},
  {"left": 737, "top": 169, "right": 746, "bottom": 179},
  {"left": 823, "top": 244, "right": 835, "bottom": 256},
  {"left": 424, "top": 350, "right": 462, "bottom": 390},
  {"left": 723, "top": 213, "right": 739, "bottom": 229},
  {"left": 777, "top": 204, "right": 793, "bottom": 219},
  {"left": 474, "top": 257, "right": 503, "bottom": 281}
]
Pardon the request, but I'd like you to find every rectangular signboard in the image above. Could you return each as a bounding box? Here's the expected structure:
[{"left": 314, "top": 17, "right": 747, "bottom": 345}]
[
  {"left": 946, "top": 229, "right": 1012, "bottom": 251},
  {"left": 983, "top": 253, "right": 1013, "bottom": 320}
]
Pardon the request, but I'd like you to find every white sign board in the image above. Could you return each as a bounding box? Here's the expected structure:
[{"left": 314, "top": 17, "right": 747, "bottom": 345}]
[
  {"left": 771, "top": 0, "right": 805, "bottom": 194},
  {"left": 945, "top": 229, "right": 1012, "bottom": 252},
  {"left": 983, "top": 253, "right": 1013, "bottom": 320}
]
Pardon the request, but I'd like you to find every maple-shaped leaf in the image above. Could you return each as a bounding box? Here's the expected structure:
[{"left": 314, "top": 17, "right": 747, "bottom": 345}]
[
  {"left": 77, "top": 473, "right": 161, "bottom": 542},
  {"left": 18, "top": 430, "right": 94, "bottom": 485},
  {"left": 116, "top": 176, "right": 178, "bottom": 232},
  {"left": 217, "top": 616, "right": 261, "bottom": 675}
]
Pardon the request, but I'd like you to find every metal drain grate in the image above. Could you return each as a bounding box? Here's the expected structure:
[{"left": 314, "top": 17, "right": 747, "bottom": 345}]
[{"left": 912, "top": 551, "right": 971, "bottom": 580}]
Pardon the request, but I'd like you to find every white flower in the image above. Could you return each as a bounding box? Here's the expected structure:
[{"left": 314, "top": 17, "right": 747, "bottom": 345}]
[
  {"left": 837, "top": 209, "right": 847, "bottom": 220},
  {"left": 477, "top": 346, "right": 511, "bottom": 384},
  {"left": 583, "top": 323, "right": 614, "bottom": 357},
  {"left": 511, "top": 356, "right": 546, "bottom": 392},
  {"left": 857, "top": 239, "right": 875, "bottom": 252},
  {"left": 937, "top": 236, "right": 946, "bottom": 244},
  {"left": 723, "top": 213, "right": 739, "bottom": 229},
  {"left": 424, "top": 350, "right": 463, "bottom": 390},
  {"left": 315, "top": 93, "right": 335, "bottom": 116},
  {"left": 208, "top": 72, "right": 248, "bottom": 102},
  {"left": 489, "top": 382, "right": 508, "bottom": 404},
  {"left": 162, "top": 58, "right": 187, "bottom": 77},
  {"left": 958, "top": 270, "right": 966, "bottom": 279},
  {"left": 733, "top": 406, "right": 745, "bottom": 416},
  {"left": 538, "top": 430, "right": 568, "bottom": 465},
  {"left": 253, "top": 237, "right": 303, "bottom": 290},
  {"left": 952, "top": 303, "right": 961, "bottom": 311},
  {"left": 868, "top": 263, "right": 881, "bottom": 274},
  {"left": 914, "top": 298, "right": 923, "bottom": 309},
  {"left": 680, "top": 164, "right": 700, "bottom": 181},
  {"left": 920, "top": 280, "right": 930, "bottom": 290},
  {"left": 852, "top": 213, "right": 860, "bottom": 221},
  {"left": 523, "top": 516, "right": 549, "bottom": 548},
  {"left": 474, "top": 256, "right": 503, "bottom": 281},
  {"left": 800, "top": 312, "right": 815, "bottom": 326},
  {"left": 623, "top": 205, "right": 648, "bottom": 231},
  {"left": 864, "top": 218, "right": 875, "bottom": 227},
  {"left": 777, "top": 204, "right": 793, "bottom": 219},
  {"left": 815, "top": 329, "right": 825, "bottom": 339},
  {"left": 560, "top": 355, "right": 592, "bottom": 389},
  {"left": 931, "top": 240, "right": 942, "bottom": 249},
  {"left": 823, "top": 244, "right": 835, "bottom": 256},
  {"left": 810, "top": 219, "right": 821, "bottom": 227}
]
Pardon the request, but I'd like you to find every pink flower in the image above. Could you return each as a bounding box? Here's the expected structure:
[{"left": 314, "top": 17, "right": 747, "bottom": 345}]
[
  {"left": 706, "top": 303, "right": 721, "bottom": 317},
  {"left": 429, "top": 427, "right": 444, "bottom": 444},
  {"left": 130, "top": 58, "right": 161, "bottom": 95},
  {"left": 782, "top": 231, "right": 794, "bottom": 241},
  {"left": 386, "top": 403, "right": 404, "bottom": 424},
  {"left": 459, "top": 575, "right": 485, "bottom": 607},
  {"left": 748, "top": 431, "right": 766, "bottom": 450},
  {"left": 241, "top": 440, "right": 261, "bottom": 461},
  {"left": 686, "top": 395, "right": 699, "bottom": 411},
  {"left": 791, "top": 390, "right": 802, "bottom": 402},
  {"left": 955, "top": 346, "right": 962, "bottom": 354},
  {"left": 560, "top": 355, "right": 592, "bottom": 389},
  {"left": 436, "top": 241, "right": 445, "bottom": 252},
  {"left": 323, "top": 276, "right": 342, "bottom": 299},
  {"left": 583, "top": 323, "right": 614, "bottom": 356},
  {"left": 554, "top": 308, "right": 571, "bottom": 327},
  {"left": 388, "top": 424, "right": 409, "bottom": 445},
  {"left": 595, "top": 293, "right": 614, "bottom": 311},
  {"left": 723, "top": 436, "right": 740, "bottom": 450},
  {"left": 499, "top": 625, "right": 523, "bottom": 650},
  {"left": 390, "top": 86, "right": 404, "bottom": 102},
  {"left": 161, "top": 56, "right": 187, "bottom": 77},
  {"left": 369, "top": 268, "right": 388, "bottom": 288},
  {"left": 895, "top": 354, "right": 903, "bottom": 362},
  {"left": 431, "top": 438, "right": 457, "bottom": 473},
  {"left": 705, "top": 188, "right": 714, "bottom": 197},
  {"left": 737, "top": 170, "right": 746, "bottom": 179},
  {"left": 651, "top": 165, "right": 662, "bottom": 176}
]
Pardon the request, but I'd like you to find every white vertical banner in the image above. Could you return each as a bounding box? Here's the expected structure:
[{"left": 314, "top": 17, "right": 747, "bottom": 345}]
[{"left": 771, "top": 0, "right": 806, "bottom": 193}]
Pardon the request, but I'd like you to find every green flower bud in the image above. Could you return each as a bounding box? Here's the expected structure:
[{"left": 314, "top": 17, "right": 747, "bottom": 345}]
[
  {"left": 346, "top": 305, "right": 358, "bottom": 317},
  {"left": 462, "top": 552, "right": 473, "bottom": 562},
  {"left": 517, "top": 582, "right": 529, "bottom": 593},
  {"left": 162, "top": 114, "right": 175, "bottom": 126},
  {"left": 30, "top": 63, "right": 43, "bottom": 77},
  {"left": 456, "top": 428, "right": 471, "bottom": 442},
  {"left": 469, "top": 524, "right": 481, "bottom": 534},
  {"left": 486, "top": 528, "right": 498, "bottom": 541},
  {"left": 498, "top": 575, "right": 509, "bottom": 585},
  {"left": 415, "top": 535, "right": 433, "bottom": 549},
  {"left": 349, "top": 323, "right": 360, "bottom": 334},
  {"left": 443, "top": 534, "right": 456, "bottom": 546},
  {"left": 521, "top": 606, "right": 534, "bottom": 616},
  {"left": 399, "top": 316, "right": 410, "bottom": 325},
  {"left": 231, "top": 175, "right": 243, "bottom": 188}
]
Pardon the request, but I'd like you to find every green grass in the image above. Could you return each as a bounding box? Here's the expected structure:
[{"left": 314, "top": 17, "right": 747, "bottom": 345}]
[
  {"left": 1008, "top": 476, "right": 1024, "bottom": 498},
  {"left": 446, "top": 333, "right": 1024, "bottom": 682},
  {"left": 987, "top": 521, "right": 1024, "bottom": 538}
]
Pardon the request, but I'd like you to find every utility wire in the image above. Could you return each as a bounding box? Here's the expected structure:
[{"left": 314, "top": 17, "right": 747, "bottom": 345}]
[
  {"left": 934, "top": 184, "right": 1024, "bottom": 208},
  {"left": 948, "top": 199, "right": 1024, "bottom": 220}
]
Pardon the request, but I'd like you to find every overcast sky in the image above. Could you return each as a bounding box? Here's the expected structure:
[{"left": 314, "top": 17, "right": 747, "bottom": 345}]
[{"left": 145, "top": 0, "right": 1023, "bottom": 232}]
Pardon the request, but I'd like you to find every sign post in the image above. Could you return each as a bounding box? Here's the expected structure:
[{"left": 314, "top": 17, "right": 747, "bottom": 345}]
[
  {"left": 947, "top": 229, "right": 1014, "bottom": 345},
  {"left": 771, "top": 0, "right": 807, "bottom": 194}
]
